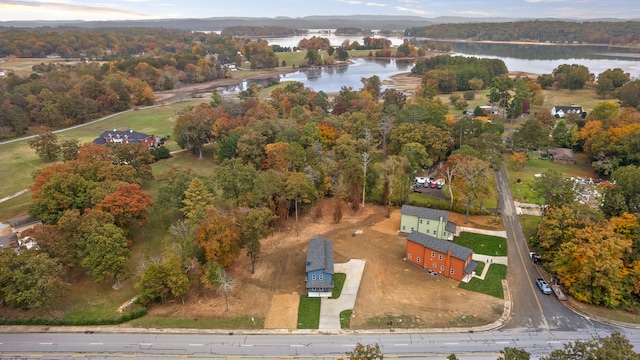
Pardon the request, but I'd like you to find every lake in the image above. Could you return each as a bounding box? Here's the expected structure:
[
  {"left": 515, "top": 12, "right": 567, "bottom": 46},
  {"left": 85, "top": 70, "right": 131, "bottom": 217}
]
[{"left": 227, "top": 33, "right": 640, "bottom": 93}]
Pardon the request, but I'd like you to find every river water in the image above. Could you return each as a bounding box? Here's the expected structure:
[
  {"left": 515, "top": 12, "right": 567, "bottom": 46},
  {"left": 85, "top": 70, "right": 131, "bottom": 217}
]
[{"left": 228, "top": 31, "right": 640, "bottom": 93}]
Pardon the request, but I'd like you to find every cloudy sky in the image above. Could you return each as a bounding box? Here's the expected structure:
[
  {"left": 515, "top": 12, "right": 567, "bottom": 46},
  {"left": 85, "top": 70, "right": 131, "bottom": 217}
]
[{"left": 0, "top": 0, "right": 637, "bottom": 22}]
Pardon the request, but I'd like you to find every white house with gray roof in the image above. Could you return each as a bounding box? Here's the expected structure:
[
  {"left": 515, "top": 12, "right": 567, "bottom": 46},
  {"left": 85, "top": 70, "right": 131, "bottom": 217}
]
[{"left": 400, "top": 205, "right": 457, "bottom": 241}]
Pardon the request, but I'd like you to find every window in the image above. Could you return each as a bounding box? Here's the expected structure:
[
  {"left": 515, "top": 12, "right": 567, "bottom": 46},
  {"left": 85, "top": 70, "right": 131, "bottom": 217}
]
[
  {"left": 411, "top": 227, "right": 415, "bottom": 232},
  {"left": 419, "top": 219, "right": 423, "bottom": 224},
  {"left": 402, "top": 225, "right": 405, "bottom": 230},
  {"left": 426, "top": 220, "right": 430, "bottom": 225},
  {"left": 433, "top": 262, "right": 437, "bottom": 268},
  {"left": 431, "top": 251, "right": 435, "bottom": 258},
  {"left": 433, "top": 230, "right": 437, "bottom": 235},
  {"left": 408, "top": 253, "right": 412, "bottom": 259},
  {"left": 438, "top": 254, "right": 443, "bottom": 260},
  {"left": 312, "top": 274, "right": 316, "bottom": 280},
  {"left": 319, "top": 274, "right": 323, "bottom": 280},
  {"left": 450, "top": 269, "right": 455, "bottom": 275},
  {"left": 440, "top": 265, "right": 445, "bottom": 271},
  {"left": 416, "top": 257, "right": 421, "bottom": 263}
]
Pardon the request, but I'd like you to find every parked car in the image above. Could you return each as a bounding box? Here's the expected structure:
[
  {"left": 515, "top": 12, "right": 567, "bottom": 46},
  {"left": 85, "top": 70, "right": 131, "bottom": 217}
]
[
  {"left": 436, "top": 183, "right": 442, "bottom": 189},
  {"left": 536, "top": 278, "right": 552, "bottom": 295},
  {"left": 430, "top": 182, "right": 437, "bottom": 188}
]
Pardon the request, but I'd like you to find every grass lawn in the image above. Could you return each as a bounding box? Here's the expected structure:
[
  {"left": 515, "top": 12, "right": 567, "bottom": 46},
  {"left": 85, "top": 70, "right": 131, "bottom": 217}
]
[
  {"left": 507, "top": 153, "right": 597, "bottom": 203},
  {"left": 520, "top": 215, "right": 542, "bottom": 248},
  {"left": 540, "top": 87, "right": 601, "bottom": 112},
  {"left": 0, "top": 191, "right": 32, "bottom": 221},
  {"left": 332, "top": 273, "right": 346, "bottom": 299},
  {"left": 129, "top": 315, "right": 264, "bottom": 329},
  {"left": 340, "top": 310, "right": 352, "bottom": 329},
  {"left": 0, "top": 100, "right": 205, "bottom": 205},
  {"left": 454, "top": 232, "right": 507, "bottom": 256},
  {"left": 297, "top": 295, "right": 321, "bottom": 329},
  {"left": 436, "top": 90, "right": 492, "bottom": 116},
  {"left": 458, "top": 264, "right": 507, "bottom": 299}
]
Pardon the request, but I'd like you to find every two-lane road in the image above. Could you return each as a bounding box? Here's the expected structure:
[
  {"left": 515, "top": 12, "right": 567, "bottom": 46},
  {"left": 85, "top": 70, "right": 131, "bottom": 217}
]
[{"left": 495, "top": 164, "right": 611, "bottom": 331}]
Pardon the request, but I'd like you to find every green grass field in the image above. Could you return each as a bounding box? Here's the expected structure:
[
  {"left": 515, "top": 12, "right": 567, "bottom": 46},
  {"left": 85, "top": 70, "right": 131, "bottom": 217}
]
[
  {"left": 458, "top": 264, "right": 507, "bottom": 299},
  {"left": 0, "top": 100, "right": 206, "bottom": 218},
  {"left": 297, "top": 295, "right": 321, "bottom": 329},
  {"left": 454, "top": 232, "right": 507, "bottom": 256},
  {"left": 507, "top": 153, "right": 596, "bottom": 203}
]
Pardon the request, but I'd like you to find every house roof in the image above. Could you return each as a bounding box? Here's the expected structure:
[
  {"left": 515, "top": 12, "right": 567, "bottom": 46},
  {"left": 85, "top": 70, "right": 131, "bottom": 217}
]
[
  {"left": 548, "top": 147, "right": 576, "bottom": 161},
  {"left": 8, "top": 214, "right": 39, "bottom": 228},
  {"left": 93, "top": 129, "right": 153, "bottom": 145},
  {"left": 407, "top": 231, "right": 473, "bottom": 261},
  {"left": 306, "top": 237, "right": 334, "bottom": 274},
  {"left": 0, "top": 233, "right": 18, "bottom": 249},
  {"left": 464, "top": 260, "right": 479, "bottom": 274},
  {"left": 401, "top": 205, "right": 450, "bottom": 222},
  {"left": 552, "top": 105, "right": 583, "bottom": 113},
  {"left": 401, "top": 205, "right": 457, "bottom": 233}
]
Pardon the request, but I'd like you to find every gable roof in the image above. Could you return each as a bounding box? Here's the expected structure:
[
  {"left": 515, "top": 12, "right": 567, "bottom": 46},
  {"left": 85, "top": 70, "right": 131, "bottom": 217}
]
[
  {"left": 401, "top": 205, "right": 450, "bottom": 222},
  {"left": 306, "top": 237, "right": 334, "bottom": 274},
  {"left": 8, "top": 214, "right": 39, "bottom": 228},
  {"left": 548, "top": 147, "right": 576, "bottom": 161},
  {"left": 552, "top": 105, "right": 583, "bottom": 113},
  {"left": 407, "top": 231, "right": 473, "bottom": 261},
  {"left": 93, "top": 129, "right": 153, "bottom": 145}
]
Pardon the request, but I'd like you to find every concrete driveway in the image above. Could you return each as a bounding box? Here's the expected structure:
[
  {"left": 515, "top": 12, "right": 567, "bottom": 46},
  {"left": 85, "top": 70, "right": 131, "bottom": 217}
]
[{"left": 318, "top": 259, "right": 366, "bottom": 332}]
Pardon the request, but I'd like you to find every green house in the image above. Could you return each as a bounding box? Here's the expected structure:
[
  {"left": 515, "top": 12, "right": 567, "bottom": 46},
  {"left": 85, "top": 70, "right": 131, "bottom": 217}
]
[{"left": 400, "top": 205, "right": 457, "bottom": 241}]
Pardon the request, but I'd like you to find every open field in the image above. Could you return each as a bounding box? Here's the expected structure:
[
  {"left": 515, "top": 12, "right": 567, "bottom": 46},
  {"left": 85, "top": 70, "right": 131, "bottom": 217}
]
[
  {"left": 0, "top": 100, "right": 205, "bottom": 212},
  {"left": 506, "top": 153, "right": 597, "bottom": 204},
  {"left": 0, "top": 58, "right": 98, "bottom": 77}
]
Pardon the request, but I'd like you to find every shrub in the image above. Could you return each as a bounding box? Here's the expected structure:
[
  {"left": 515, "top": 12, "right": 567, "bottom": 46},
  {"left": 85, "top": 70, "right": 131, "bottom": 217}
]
[
  {"left": 150, "top": 146, "right": 171, "bottom": 161},
  {"left": 463, "top": 91, "right": 475, "bottom": 100},
  {"left": 449, "top": 94, "right": 461, "bottom": 105}
]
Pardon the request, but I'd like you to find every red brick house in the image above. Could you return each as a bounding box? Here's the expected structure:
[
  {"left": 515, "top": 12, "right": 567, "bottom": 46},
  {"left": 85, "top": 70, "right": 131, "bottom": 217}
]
[
  {"left": 93, "top": 129, "right": 160, "bottom": 148},
  {"left": 405, "top": 231, "right": 478, "bottom": 283}
]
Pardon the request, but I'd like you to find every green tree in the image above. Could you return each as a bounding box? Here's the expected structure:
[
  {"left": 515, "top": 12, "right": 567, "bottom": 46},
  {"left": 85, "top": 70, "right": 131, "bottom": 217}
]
[
  {"left": 29, "top": 172, "right": 96, "bottom": 224},
  {"left": 551, "top": 120, "right": 578, "bottom": 149},
  {"left": 542, "top": 332, "right": 640, "bottom": 360},
  {"left": 28, "top": 128, "right": 60, "bottom": 161},
  {"left": 602, "top": 165, "right": 640, "bottom": 217},
  {"left": 305, "top": 49, "right": 321, "bottom": 66},
  {"left": 588, "top": 100, "right": 620, "bottom": 122},
  {"left": 619, "top": 80, "right": 640, "bottom": 109},
  {"left": 59, "top": 139, "right": 80, "bottom": 161},
  {"left": 80, "top": 223, "right": 129, "bottom": 287},
  {"left": 181, "top": 177, "right": 215, "bottom": 226},
  {"left": 498, "top": 347, "right": 530, "bottom": 360},
  {"left": 285, "top": 172, "right": 317, "bottom": 236},
  {"left": 533, "top": 170, "right": 578, "bottom": 209},
  {"left": 0, "top": 249, "right": 62, "bottom": 309},
  {"left": 173, "top": 103, "right": 215, "bottom": 159},
  {"left": 215, "top": 158, "right": 258, "bottom": 206},
  {"left": 238, "top": 207, "right": 276, "bottom": 274},
  {"left": 138, "top": 258, "right": 189, "bottom": 305}
]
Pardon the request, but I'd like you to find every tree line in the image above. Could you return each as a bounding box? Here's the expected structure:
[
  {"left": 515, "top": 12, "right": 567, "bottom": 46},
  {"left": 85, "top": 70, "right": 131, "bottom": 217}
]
[{"left": 405, "top": 20, "right": 640, "bottom": 46}]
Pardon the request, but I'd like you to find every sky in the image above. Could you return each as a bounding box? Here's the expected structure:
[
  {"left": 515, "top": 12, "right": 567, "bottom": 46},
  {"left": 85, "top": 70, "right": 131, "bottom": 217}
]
[{"left": 0, "top": 0, "right": 638, "bottom": 22}]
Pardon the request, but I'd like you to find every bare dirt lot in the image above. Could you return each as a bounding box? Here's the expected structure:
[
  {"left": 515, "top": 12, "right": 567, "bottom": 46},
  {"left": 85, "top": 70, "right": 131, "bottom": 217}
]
[{"left": 149, "top": 199, "right": 505, "bottom": 329}]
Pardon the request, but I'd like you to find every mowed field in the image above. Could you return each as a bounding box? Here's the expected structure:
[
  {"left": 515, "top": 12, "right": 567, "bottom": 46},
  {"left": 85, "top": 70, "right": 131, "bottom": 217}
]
[{"left": 0, "top": 100, "right": 207, "bottom": 220}]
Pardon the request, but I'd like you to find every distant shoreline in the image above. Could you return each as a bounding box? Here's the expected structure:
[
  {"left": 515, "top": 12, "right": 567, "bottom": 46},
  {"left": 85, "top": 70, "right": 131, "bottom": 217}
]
[{"left": 414, "top": 37, "right": 640, "bottom": 50}]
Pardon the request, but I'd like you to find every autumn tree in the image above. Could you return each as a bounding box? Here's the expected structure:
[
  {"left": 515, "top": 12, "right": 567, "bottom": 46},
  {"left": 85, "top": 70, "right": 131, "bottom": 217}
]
[
  {"left": 345, "top": 342, "right": 384, "bottom": 360},
  {"left": 59, "top": 139, "right": 80, "bottom": 161},
  {"left": 96, "top": 183, "right": 154, "bottom": 231},
  {"left": 510, "top": 151, "right": 527, "bottom": 169},
  {"left": 29, "top": 172, "right": 96, "bottom": 224},
  {"left": 182, "top": 177, "right": 215, "bottom": 226},
  {"left": 238, "top": 207, "right": 276, "bottom": 274},
  {"left": 196, "top": 210, "right": 241, "bottom": 268},
  {"left": 28, "top": 128, "right": 60, "bottom": 161},
  {"left": 450, "top": 155, "right": 492, "bottom": 223},
  {"left": 173, "top": 103, "right": 216, "bottom": 159}
]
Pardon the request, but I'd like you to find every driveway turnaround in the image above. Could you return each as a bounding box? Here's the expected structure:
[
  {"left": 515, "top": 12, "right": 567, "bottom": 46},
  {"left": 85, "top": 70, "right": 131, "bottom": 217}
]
[{"left": 318, "top": 259, "right": 366, "bottom": 331}]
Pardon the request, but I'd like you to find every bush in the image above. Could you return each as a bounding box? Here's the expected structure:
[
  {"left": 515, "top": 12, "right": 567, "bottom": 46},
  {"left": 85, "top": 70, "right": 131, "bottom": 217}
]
[
  {"left": 449, "top": 94, "right": 461, "bottom": 105},
  {"left": 463, "top": 91, "right": 475, "bottom": 100},
  {"left": 454, "top": 98, "right": 468, "bottom": 110},
  {"left": 150, "top": 146, "right": 171, "bottom": 161}
]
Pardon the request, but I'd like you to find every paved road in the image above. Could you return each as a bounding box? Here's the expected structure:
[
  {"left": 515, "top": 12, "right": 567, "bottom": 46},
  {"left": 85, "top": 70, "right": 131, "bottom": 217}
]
[
  {"left": 1, "top": 328, "right": 639, "bottom": 359},
  {"left": 495, "top": 164, "right": 612, "bottom": 332}
]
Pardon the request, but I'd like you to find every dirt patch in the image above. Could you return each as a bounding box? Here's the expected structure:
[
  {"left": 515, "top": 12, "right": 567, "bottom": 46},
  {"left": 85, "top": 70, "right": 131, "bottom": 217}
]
[
  {"left": 147, "top": 199, "right": 503, "bottom": 329},
  {"left": 264, "top": 293, "right": 300, "bottom": 329}
]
